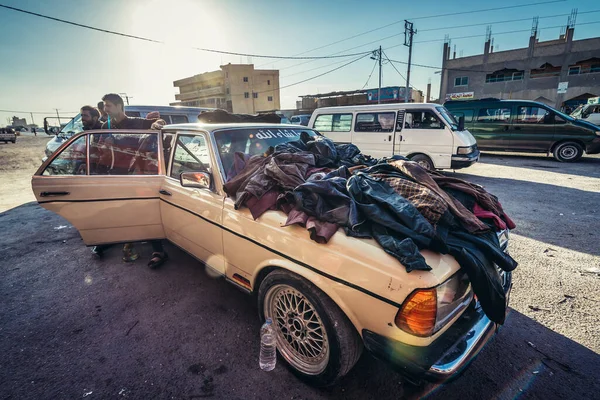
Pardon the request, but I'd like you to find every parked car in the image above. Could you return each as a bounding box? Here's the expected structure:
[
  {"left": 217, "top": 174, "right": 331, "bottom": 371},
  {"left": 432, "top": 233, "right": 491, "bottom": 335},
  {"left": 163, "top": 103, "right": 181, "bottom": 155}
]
[
  {"left": 33, "top": 123, "right": 512, "bottom": 387},
  {"left": 290, "top": 114, "right": 312, "bottom": 126},
  {"left": 42, "top": 105, "right": 213, "bottom": 161},
  {"left": 308, "top": 103, "right": 479, "bottom": 170},
  {"left": 570, "top": 97, "right": 600, "bottom": 126},
  {"left": 445, "top": 99, "right": 600, "bottom": 162},
  {"left": 0, "top": 127, "right": 17, "bottom": 143}
]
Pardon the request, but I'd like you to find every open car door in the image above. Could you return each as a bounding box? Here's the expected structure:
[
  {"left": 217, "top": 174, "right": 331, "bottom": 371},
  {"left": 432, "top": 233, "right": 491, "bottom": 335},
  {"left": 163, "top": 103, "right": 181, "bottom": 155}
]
[{"left": 32, "top": 130, "right": 166, "bottom": 245}]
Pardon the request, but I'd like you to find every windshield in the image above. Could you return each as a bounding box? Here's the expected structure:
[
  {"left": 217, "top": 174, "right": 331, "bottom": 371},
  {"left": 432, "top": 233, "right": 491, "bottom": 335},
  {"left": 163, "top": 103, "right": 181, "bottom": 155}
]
[
  {"left": 58, "top": 114, "right": 84, "bottom": 137},
  {"left": 436, "top": 106, "right": 459, "bottom": 130},
  {"left": 570, "top": 105, "right": 585, "bottom": 119},
  {"left": 214, "top": 127, "right": 317, "bottom": 180}
]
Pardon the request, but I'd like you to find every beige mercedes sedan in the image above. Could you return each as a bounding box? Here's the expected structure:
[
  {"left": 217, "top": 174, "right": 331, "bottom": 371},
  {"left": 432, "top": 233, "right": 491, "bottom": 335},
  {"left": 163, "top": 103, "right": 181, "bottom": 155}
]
[{"left": 32, "top": 124, "right": 512, "bottom": 387}]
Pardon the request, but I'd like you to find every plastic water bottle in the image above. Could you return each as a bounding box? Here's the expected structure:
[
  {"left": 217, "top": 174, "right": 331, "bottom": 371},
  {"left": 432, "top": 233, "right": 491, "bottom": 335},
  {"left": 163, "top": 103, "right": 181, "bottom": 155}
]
[{"left": 259, "top": 318, "right": 276, "bottom": 371}]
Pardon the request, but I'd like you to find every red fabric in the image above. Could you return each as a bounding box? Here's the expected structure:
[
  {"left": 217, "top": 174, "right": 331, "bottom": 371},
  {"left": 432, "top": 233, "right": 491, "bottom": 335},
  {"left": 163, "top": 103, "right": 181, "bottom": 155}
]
[
  {"left": 473, "top": 203, "right": 507, "bottom": 230},
  {"left": 246, "top": 189, "right": 279, "bottom": 220},
  {"left": 284, "top": 209, "right": 338, "bottom": 244}
]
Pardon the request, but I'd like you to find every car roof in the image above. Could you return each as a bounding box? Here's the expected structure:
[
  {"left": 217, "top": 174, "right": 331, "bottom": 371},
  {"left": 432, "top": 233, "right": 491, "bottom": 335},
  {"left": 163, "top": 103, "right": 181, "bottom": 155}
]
[
  {"left": 163, "top": 122, "right": 310, "bottom": 132},
  {"left": 313, "top": 103, "right": 442, "bottom": 113},
  {"left": 124, "top": 105, "right": 214, "bottom": 113},
  {"left": 445, "top": 99, "right": 547, "bottom": 107}
]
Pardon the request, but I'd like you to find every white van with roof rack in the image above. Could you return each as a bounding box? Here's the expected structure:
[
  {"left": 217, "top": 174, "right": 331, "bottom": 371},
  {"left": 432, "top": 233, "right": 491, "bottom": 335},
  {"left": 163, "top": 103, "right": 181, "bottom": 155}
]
[{"left": 308, "top": 103, "right": 479, "bottom": 170}]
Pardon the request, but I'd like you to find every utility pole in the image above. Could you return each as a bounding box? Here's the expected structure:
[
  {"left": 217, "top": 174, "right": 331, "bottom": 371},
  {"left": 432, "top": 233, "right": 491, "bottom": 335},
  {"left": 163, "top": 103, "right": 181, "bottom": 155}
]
[
  {"left": 404, "top": 20, "right": 416, "bottom": 103},
  {"left": 54, "top": 108, "right": 61, "bottom": 125},
  {"left": 378, "top": 46, "right": 382, "bottom": 104},
  {"left": 30, "top": 112, "right": 35, "bottom": 126}
]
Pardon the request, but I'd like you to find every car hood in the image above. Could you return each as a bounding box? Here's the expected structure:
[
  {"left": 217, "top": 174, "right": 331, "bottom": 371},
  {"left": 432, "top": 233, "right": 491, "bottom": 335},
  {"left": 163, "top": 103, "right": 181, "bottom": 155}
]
[
  {"left": 573, "top": 118, "right": 600, "bottom": 130},
  {"left": 454, "top": 130, "right": 477, "bottom": 147}
]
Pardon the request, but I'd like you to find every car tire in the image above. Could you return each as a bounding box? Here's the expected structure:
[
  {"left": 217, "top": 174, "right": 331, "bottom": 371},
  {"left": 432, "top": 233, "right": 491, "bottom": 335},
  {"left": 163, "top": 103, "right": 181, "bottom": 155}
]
[
  {"left": 553, "top": 141, "right": 583, "bottom": 162},
  {"left": 410, "top": 154, "right": 435, "bottom": 170},
  {"left": 258, "top": 269, "right": 363, "bottom": 387}
]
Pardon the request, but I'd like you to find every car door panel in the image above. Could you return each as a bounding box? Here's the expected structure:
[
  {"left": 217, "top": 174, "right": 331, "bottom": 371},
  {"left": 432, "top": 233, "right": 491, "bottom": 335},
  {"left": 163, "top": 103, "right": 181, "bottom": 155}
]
[
  {"left": 352, "top": 111, "right": 395, "bottom": 158},
  {"left": 32, "top": 131, "right": 166, "bottom": 245},
  {"left": 507, "top": 105, "right": 555, "bottom": 151},
  {"left": 160, "top": 179, "right": 226, "bottom": 274},
  {"left": 471, "top": 107, "right": 512, "bottom": 150}
]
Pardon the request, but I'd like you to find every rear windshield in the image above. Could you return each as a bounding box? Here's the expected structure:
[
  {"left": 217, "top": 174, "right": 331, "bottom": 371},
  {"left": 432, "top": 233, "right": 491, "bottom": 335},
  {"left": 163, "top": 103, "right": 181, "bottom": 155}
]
[{"left": 214, "top": 127, "right": 318, "bottom": 179}]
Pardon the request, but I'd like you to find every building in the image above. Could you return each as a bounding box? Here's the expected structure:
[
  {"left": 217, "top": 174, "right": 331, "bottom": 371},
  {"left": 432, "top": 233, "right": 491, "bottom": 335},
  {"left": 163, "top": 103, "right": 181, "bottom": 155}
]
[
  {"left": 439, "top": 26, "right": 600, "bottom": 111},
  {"left": 299, "top": 86, "right": 423, "bottom": 110},
  {"left": 171, "top": 64, "right": 280, "bottom": 114}
]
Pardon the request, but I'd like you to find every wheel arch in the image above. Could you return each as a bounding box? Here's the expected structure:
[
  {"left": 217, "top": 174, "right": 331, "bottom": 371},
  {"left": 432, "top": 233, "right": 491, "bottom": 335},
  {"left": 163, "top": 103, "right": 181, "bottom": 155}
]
[
  {"left": 550, "top": 138, "right": 586, "bottom": 153},
  {"left": 252, "top": 260, "right": 364, "bottom": 337}
]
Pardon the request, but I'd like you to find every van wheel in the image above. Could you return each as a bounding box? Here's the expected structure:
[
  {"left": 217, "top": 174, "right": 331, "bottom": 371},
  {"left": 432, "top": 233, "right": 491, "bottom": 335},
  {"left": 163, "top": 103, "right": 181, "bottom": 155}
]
[
  {"left": 410, "top": 154, "right": 434, "bottom": 170},
  {"left": 258, "top": 270, "right": 362, "bottom": 387},
  {"left": 553, "top": 141, "right": 583, "bottom": 162}
]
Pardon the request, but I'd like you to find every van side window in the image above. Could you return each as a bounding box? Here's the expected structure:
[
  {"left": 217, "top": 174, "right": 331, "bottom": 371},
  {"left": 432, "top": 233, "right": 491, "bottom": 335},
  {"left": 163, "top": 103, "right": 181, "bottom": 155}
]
[
  {"left": 477, "top": 108, "right": 511, "bottom": 123},
  {"left": 404, "top": 111, "right": 443, "bottom": 129},
  {"left": 314, "top": 113, "right": 352, "bottom": 132},
  {"left": 451, "top": 110, "right": 473, "bottom": 122},
  {"left": 170, "top": 115, "right": 189, "bottom": 124},
  {"left": 355, "top": 112, "right": 395, "bottom": 132},
  {"left": 516, "top": 107, "right": 551, "bottom": 124},
  {"left": 125, "top": 111, "right": 141, "bottom": 117}
]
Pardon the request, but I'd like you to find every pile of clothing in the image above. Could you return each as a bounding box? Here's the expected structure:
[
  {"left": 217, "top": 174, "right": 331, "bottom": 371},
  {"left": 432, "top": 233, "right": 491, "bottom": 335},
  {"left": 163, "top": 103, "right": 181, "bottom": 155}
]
[{"left": 223, "top": 132, "right": 517, "bottom": 324}]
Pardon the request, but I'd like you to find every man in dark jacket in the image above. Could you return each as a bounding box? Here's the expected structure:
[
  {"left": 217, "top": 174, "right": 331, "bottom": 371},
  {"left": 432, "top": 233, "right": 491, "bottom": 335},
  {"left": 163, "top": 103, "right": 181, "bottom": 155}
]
[
  {"left": 100, "top": 93, "right": 165, "bottom": 130},
  {"left": 81, "top": 105, "right": 102, "bottom": 130}
]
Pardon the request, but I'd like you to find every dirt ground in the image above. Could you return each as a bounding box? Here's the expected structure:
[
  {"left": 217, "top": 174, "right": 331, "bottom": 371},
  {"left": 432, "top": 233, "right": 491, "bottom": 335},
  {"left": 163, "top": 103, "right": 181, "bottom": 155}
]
[{"left": 1, "top": 136, "right": 599, "bottom": 399}]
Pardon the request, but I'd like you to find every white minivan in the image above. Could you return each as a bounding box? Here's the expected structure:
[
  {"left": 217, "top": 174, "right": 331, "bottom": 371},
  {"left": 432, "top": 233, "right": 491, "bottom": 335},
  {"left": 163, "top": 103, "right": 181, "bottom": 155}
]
[{"left": 308, "top": 103, "right": 479, "bottom": 170}]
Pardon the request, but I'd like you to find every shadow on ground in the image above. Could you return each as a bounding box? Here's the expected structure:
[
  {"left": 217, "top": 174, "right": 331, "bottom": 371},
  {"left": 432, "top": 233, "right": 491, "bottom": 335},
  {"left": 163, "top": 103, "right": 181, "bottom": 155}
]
[
  {"left": 1, "top": 203, "right": 599, "bottom": 399},
  {"left": 478, "top": 152, "right": 600, "bottom": 179}
]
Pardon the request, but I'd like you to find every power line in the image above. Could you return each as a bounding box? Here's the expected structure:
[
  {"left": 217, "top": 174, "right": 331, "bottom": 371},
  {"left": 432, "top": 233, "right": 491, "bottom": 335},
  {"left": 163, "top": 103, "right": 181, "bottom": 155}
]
[
  {"left": 257, "top": 0, "right": 566, "bottom": 67},
  {"left": 362, "top": 59, "right": 379, "bottom": 90},
  {"left": 228, "top": 54, "right": 370, "bottom": 98},
  {"left": 0, "top": 109, "right": 78, "bottom": 114},
  {"left": 0, "top": 4, "right": 371, "bottom": 60}
]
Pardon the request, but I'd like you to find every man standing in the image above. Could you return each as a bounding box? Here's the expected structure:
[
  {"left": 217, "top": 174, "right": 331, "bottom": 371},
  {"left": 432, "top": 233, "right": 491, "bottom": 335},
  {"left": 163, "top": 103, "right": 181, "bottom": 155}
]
[
  {"left": 92, "top": 93, "right": 168, "bottom": 268},
  {"left": 98, "top": 101, "right": 108, "bottom": 123},
  {"left": 101, "top": 93, "right": 165, "bottom": 130},
  {"left": 81, "top": 105, "right": 102, "bottom": 130}
]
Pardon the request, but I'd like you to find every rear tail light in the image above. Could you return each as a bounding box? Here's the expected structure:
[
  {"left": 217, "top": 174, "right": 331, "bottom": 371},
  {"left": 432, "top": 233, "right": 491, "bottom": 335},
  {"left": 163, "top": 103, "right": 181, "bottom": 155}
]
[{"left": 395, "top": 273, "right": 473, "bottom": 337}]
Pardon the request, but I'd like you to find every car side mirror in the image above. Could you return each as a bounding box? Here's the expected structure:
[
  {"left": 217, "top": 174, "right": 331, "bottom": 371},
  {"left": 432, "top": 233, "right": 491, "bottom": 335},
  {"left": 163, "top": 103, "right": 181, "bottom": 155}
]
[
  {"left": 180, "top": 171, "right": 211, "bottom": 189},
  {"left": 458, "top": 116, "right": 465, "bottom": 131}
]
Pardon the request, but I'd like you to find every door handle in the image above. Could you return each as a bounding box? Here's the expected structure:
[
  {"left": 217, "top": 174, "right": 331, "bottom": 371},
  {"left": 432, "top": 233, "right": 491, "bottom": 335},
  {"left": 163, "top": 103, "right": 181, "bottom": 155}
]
[
  {"left": 159, "top": 189, "right": 172, "bottom": 196},
  {"left": 398, "top": 135, "right": 403, "bottom": 141},
  {"left": 40, "top": 191, "right": 70, "bottom": 197},
  {"left": 388, "top": 135, "right": 392, "bottom": 141}
]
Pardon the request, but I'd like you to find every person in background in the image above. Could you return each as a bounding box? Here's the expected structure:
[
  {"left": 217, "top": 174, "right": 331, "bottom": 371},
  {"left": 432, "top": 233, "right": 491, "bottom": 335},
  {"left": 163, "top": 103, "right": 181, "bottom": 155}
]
[
  {"left": 92, "top": 93, "right": 168, "bottom": 268},
  {"left": 101, "top": 93, "right": 165, "bottom": 130},
  {"left": 81, "top": 105, "right": 102, "bottom": 130},
  {"left": 98, "top": 101, "right": 108, "bottom": 123}
]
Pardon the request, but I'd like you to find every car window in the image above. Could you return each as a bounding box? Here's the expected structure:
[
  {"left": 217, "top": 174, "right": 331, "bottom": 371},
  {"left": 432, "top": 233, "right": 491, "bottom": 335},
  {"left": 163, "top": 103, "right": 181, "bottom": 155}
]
[
  {"left": 355, "top": 112, "right": 396, "bottom": 132},
  {"left": 89, "top": 133, "right": 159, "bottom": 175},
  {"left": 477, "top": 108, "right": 512, "bottom": 123},
  {"left": 170, "top": 134, "right": 211, "bottom": 180},
  {"left": 404, "top": 111, "right": 444, "bottom": 129},
  {"left": 170, "top": 115, "right": 188, "bottom": 124},
  {"left": 162, "top": 132, "right": 175, "bottom": 172},
  {"left": 450, "top": 110, "right": 474, "bottom": 122},
  {"left": 125, "top": 111, "right": 141, "bottom": 117},
  {"left": 42, "top": 136, "right": 87, "bottom": 176},
  {"left": 314, "top": 113, "right": 352, "bottom": 132},
  {"left": 517, "top": 107, "right": 551, "bottom": 124}
]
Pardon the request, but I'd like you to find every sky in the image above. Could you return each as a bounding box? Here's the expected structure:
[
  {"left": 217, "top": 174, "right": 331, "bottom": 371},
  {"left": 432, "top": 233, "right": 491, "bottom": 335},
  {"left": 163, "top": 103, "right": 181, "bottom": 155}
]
[{"left": 0, "top": 0, "right": 599, "bottom": 125}]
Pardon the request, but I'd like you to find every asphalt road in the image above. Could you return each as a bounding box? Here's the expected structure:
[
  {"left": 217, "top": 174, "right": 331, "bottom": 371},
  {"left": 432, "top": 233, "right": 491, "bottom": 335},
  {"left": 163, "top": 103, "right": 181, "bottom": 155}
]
[{"left": 1, "top": 138, "right": 599, "bottom": 399}]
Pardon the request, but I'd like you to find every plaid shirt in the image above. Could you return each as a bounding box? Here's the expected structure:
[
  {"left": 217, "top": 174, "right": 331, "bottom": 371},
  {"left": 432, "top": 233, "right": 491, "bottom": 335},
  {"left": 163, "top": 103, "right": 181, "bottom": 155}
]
[{"left": 375, "top": 175, "right": 448, "bottom": 225}]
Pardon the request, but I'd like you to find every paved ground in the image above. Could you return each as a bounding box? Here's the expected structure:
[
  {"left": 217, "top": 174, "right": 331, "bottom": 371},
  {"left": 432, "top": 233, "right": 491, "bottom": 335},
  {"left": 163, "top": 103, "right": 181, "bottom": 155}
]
[{"left": 1, "top": 137, "right": 599, "bottom": 399}]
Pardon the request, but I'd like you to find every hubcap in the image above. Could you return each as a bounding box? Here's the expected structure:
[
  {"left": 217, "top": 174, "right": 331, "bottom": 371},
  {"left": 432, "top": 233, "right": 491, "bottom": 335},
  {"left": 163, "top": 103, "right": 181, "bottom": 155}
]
[
  {"left": 264, "top": 284, "right": 329, "bottom": 375},
  {"left": 560, "top": 145, "right": 577, "bottom": 159}
]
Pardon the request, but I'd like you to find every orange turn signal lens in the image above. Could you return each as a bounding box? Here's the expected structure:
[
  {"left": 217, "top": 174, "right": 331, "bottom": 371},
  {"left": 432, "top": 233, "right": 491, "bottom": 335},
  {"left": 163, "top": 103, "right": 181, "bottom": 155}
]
[{"left": 395, "top": 289, "right": 437, "bottom": 337}]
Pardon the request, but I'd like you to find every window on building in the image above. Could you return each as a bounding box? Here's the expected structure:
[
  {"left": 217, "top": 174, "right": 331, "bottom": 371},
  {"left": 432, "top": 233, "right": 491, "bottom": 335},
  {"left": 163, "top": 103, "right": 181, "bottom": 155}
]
[
  {"left": 568, "top": 66, "right": 581, "bottom": 75},
  {"left": 253, "top": 92, "right": 258, "bottom": 99},
  {"left": 268, "top": 96, "right": 273, "bottom": 102},
  {"left": 477, "top": 108, "right": 512, "bottom": 122},
  {"left": 244, "top": 92, "right": 249, "bottom": 98},
  {"left": 454, "top": 76, "right": 469, "bottom": 86},
  {"left": 404, "top": 111, "right": 444, "bottom": 129},
  {"left": 226, "top": 88, "right": 230, "bottom": 94},
  {"left": 267, "top": 80, "right": 271, "bottom": 85},
  {"left": 485, "top": 69, "right": 524, "bottom": 83},
  {"left": 313, "top": 114, "right": 353, "bottom": 132},
  {"left": 243, "top": 77, "right": 249, "bottom": 82},
  {"left": 591, "top": 64, "right": 600, "bottom": 73},
  {"left": 517, "top": 106, "right": 551, "bottom": 124},
  {"left": 355, "top": 112, "right": 396, "bottom": 132},
  {"left": 530, "top": 63, "right": 562, "bottom": 79}
]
